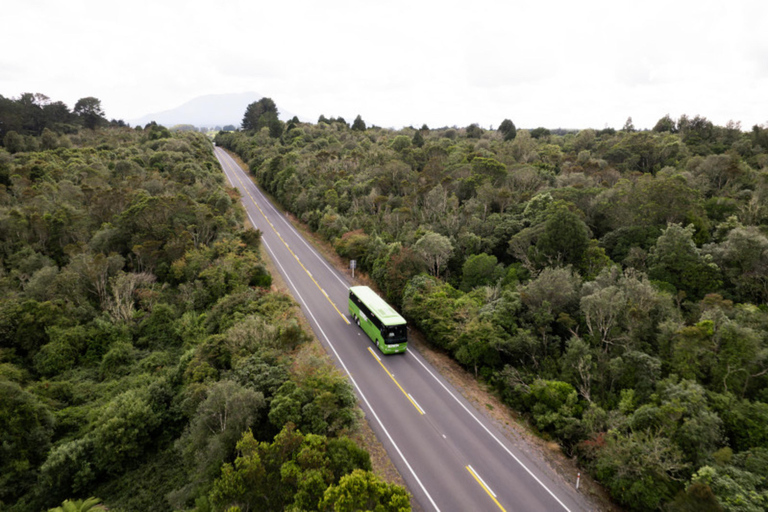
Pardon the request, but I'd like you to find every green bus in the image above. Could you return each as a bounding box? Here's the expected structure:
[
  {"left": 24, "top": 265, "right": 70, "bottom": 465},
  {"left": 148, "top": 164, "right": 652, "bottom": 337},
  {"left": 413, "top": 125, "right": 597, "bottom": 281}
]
[{"left": 348, "top": 286, "right": 407, "bottom": 354}]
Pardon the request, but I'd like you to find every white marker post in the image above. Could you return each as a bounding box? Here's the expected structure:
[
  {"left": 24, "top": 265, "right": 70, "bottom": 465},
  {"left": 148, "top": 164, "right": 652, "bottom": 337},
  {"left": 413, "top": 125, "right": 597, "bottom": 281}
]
[
  {"left": 350, "top": 259, "right": 356, "bottom": 279},
  {"left": 576, "top": 472, "right": 581, "bottom": 490}
]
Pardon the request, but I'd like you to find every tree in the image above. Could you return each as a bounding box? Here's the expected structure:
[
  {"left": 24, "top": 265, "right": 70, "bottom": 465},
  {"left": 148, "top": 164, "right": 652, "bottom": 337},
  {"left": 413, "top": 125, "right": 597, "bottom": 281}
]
[
  {"left": 648, "top": 223, "right": 722, "bottom": 299},
  {"left": 319, "top": 469, "right": 411, "bottom": 512},
  {"left": 453, "top": 317, "right": 504, "bottom": 377},
  {"left": 351, "top": 115, "right": 366, "bottom": 131},
  {"left": 562, "top": 337, "right": 597, "bottom": 402},
  {"left": 73, "top": 97, "right": 105, "bottom": 130},
  {"left": 706, "top": 225, "right": 768, "bottom": 303},
  {"left": 675, "top": 462, "right": 767, "bottom": 512},
  {"left": 466, "top": 123, "right": 483, "bottom": 139},
  {"left": 1, "top": 381, "right": 55, "bottom": 503},
  {"left": 89, "top": 388, "right": 164, "bottom": 475},
  {"left": 208, "top": 430, "right": 268, "bottom": 512},
  {"left": 678, "top": 115, "right": 714, "bottom": 152},
  {"left": 580, "top": 285, "right": 626, "bottom": 352},
  {"left": 106, "top": 271, "right": 155, "bottom": 322},
  {"left": 377, "top": 246, "right": 426, "bottom": 307},
  {"left": 401, "top": 275, "right": 463, "bottom": 350},
  {"left": 390, "top": 135, "right": 411, "bottom": 152},
  {"left": 460, "top": 253, "right": 505, "bottom": 292},
  {"left": 585, "top": 430, "right": 688, "bottom": 511},
  {"left": 471, "top": 157, "right": 507, "bottom": 186},
  {"left": 267, "top": 115, "right": 283, "bottom": 138},
  {"left": 631, "top": 379, "right": 723, "bottom": 466},
  {"left": 526, "top": 380, "right": 582, "bottom": 445},
  {"left": 411, "top": 129, "right": 424, "bottom": 147},
  {"left": 41, "top": 127, "right": 59, "bottom": 150},
  {"left": 241, "top": 98, "right": 278, "bottom": 131},
  {"left": 268, "top": 370, "right": 357, "bottom": 437},
  {"left": 498, "top": 119, "right": 517, "bottom": 141},
  {"left": 653, "top": 114, "right": 677, "bottom": 133},
  {"left": 210, "top": 427, "right": 377, "bottom": 512},
  {"left": 622, "top": 116, "right": 635, "bottom": 133},
  {"left": 595, "top": 175, "right": 706, "bottom": 232},
  {"left": 0, "top": 95, "right": 24, "bottom": 138},
  {"left": 413, "top": 231, "right": 453, "bottom": 276},
  {"left": 520, "top": 266, "right": 581, "bottom": 317},
  {"left": 531, "top": 205, "right": 590, "bottom": 269},
  {"left": 2, "top": 130, "right": 25, "bottom": 153},
  {"left": 178, "top": 380, "right": 266, "bottom": 482}
]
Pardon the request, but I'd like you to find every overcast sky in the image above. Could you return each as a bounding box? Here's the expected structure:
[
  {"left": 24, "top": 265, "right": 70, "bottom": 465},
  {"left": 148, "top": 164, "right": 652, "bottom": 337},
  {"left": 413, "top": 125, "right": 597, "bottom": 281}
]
[{"left": 3, "top": 0, "right": 766, "bottom": 130}]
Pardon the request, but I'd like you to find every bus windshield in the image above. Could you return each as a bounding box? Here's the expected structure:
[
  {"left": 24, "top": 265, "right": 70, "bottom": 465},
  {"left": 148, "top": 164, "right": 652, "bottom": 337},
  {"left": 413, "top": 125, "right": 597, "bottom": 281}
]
[{"left": 383, "top": 324, "right": 407, "bottom": 343}]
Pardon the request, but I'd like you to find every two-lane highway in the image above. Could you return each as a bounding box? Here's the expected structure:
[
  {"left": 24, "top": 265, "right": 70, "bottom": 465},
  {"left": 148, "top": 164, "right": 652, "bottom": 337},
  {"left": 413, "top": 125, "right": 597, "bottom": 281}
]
[{"left": 214, "top": 147, "right": 590, "bottom": 512}]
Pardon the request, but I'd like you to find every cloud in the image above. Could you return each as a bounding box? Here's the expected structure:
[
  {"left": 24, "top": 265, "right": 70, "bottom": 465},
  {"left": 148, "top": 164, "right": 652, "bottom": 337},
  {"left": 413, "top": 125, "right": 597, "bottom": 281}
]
[
  {"left": 3, "top": 0, "right": 767, "bottom": 129},
  {"left": 0, "top": 61, "right": 26, "bottom": 84}
]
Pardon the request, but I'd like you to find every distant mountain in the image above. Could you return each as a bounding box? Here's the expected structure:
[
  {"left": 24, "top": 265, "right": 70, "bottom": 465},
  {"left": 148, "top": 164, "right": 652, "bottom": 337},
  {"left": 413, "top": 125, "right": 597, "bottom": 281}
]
[{"left": 128, "top": 92, "right": 301, "bottom": 129}]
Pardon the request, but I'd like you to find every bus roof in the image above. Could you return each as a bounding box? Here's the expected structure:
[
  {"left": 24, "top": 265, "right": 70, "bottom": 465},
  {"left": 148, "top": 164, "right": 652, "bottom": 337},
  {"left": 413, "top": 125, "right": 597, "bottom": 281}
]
[{"left": 350, "top": 286, "right": 406, "bottom": 326}]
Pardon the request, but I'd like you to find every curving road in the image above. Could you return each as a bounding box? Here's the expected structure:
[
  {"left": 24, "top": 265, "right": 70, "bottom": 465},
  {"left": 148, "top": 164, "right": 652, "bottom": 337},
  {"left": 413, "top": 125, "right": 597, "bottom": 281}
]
[{"left": 214, "top": 146, "right": 591, "bottom": 512}]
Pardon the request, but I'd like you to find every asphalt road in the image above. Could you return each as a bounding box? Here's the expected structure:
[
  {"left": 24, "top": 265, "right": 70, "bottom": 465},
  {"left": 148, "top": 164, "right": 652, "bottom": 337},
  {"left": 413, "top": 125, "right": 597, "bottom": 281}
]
[{"left": 214, "top": 146, "right": 591, "bottom": 512}]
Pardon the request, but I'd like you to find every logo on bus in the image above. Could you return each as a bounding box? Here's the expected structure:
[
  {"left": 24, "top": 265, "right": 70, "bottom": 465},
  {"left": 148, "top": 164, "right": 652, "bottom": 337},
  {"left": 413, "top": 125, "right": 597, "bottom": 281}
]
[{"left": 359, "top": 311, "right": 368, "bottom": 322}]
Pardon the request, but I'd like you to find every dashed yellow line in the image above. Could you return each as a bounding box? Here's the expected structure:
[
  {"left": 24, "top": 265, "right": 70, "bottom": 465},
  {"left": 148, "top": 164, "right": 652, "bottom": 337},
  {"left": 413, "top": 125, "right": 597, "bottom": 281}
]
[
  {"left": 467, "top": 465, "right": 507, "bottom": 512},
  {"left": 218, "top": 150, "right": 349, "bottom": 325},
  {"left": 367, "top": 347, "right": 424, "bottom": 415}
]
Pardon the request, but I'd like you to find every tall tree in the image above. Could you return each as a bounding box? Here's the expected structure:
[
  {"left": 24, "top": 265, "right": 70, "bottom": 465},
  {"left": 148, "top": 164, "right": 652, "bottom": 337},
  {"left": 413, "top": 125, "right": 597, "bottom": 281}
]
[
  {"left": 351, "top": 114, "right": 366, "bottom": 131},
  {"left": 532, "top": 205, "right": 590, "bottom": 269},
  {"left": 73, "top": 97, "right": 105, "bottom": 130},
  {"left": 411, "top": 129, "right": 424, "bottom": 147},
  {"left": 498, "top": 118, "right": 517, "bottom": 141},
  {"left": 241, "top": 98, "right": 278, "bottom": 131},
  {"left": 653, "top": 114, "right": 677, "bottom": 133},
  {"left": 648, "top": 223, "right": 722, "bottom": 299},
  {"left": 413, "top": 231, "right": 453, "bottom": 276}
]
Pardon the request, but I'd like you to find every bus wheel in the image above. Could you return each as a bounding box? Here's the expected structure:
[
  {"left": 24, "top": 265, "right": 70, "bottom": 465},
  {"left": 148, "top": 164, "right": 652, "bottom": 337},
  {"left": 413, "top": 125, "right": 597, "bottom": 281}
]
[{"left": 356, "top": 317, "right": 360, "bottom": 326}]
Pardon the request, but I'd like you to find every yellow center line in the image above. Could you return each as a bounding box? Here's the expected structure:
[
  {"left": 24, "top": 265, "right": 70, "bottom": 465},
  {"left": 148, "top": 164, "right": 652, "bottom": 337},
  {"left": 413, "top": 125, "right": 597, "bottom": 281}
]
[
  {"left": 367, "top": 347, "right": 424, "bottom": 415},
  {"left": 218, "top": 150, "right": 350, "bottom": 325},
  {"left": 467, "top": 465, "right": 507, "bottom": 512}
]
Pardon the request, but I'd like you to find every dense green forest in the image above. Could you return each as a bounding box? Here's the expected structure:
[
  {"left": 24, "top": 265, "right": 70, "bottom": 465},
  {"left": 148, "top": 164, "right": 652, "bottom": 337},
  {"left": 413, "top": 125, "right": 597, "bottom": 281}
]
[
  {"left": 215, "top": 103, "right": 768, "bottom": 511},
  {"left": 0, "top": 94, "right": 410, "bottom": 512}
]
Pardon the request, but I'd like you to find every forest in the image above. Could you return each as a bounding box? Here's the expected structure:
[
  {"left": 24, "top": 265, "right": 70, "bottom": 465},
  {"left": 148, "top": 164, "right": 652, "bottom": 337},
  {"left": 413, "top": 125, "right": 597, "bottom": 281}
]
[
  {"left": 214, "top": 100, "right": 768, "bottom": 511},
  {"left": 0, "top": 94, "right": 410, "bottom": 512}
]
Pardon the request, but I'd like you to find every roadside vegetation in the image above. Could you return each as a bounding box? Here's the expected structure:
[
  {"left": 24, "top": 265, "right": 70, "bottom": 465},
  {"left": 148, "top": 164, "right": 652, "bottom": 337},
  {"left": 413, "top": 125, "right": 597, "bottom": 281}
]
[
  {"left": 0, "top": 93, "right": 409, "bottom": 512},
  {"left": 215, "top": 100, "right": 768, "bottom": 511}
]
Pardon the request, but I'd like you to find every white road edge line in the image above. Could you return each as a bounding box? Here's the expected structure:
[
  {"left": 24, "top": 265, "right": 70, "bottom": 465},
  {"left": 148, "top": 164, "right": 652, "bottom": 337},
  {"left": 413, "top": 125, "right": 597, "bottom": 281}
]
[
  {"left": 468, "top": 465, "right": 496, "bottom": 498},
  {"left": 216, "top": 149, "right": 441, "bottom": 512},
  {"left": 408, "top": 393, "right": 425, "bottom": 415},
  {"left": 367, "top": 347, "right": 381, "bottom": 362}
]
